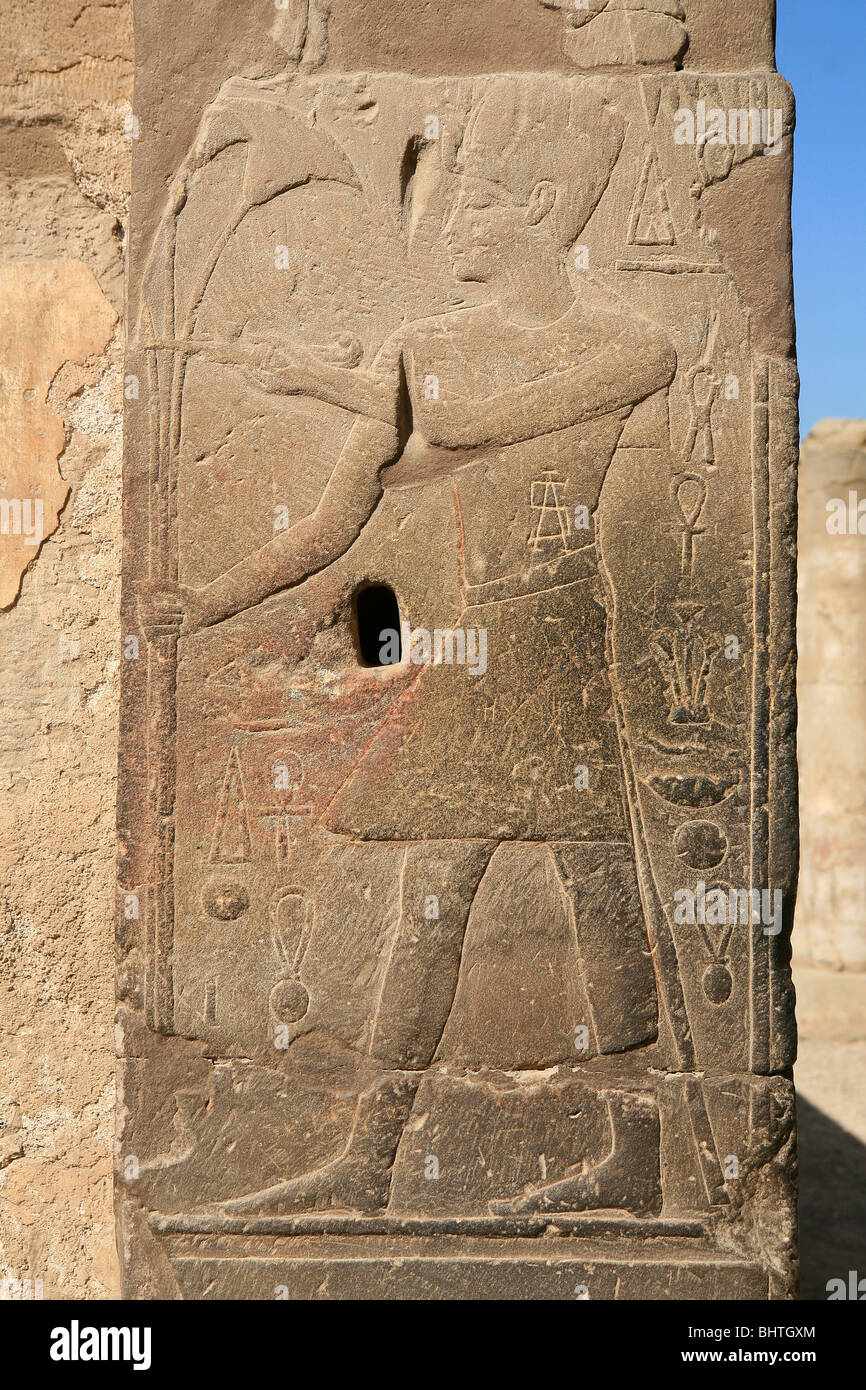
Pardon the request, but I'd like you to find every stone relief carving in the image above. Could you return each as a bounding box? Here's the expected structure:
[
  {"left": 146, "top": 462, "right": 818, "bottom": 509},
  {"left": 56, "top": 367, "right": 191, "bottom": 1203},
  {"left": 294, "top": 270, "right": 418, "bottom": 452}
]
[{"left": 118, "top": 1, "right": 798, "bottom": 1300}]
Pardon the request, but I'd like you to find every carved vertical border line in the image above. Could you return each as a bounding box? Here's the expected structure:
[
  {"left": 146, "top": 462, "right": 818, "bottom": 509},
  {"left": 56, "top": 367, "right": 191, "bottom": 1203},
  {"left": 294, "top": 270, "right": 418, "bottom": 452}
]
[
  {"left": 766, "top": 356, "right": 800, "bottom": 1074},
  {"left": 749, "top": 358, "right": 770, "bottom": 1077},
  {"left": 141, "top": 199, "right": 185, "bottom": 1034},
  {"left": 140, "top": 328, "right": 163, "bottom": 1030},
  {"left": 146, "top": 626, "right": 179, "bottom": 1033}
]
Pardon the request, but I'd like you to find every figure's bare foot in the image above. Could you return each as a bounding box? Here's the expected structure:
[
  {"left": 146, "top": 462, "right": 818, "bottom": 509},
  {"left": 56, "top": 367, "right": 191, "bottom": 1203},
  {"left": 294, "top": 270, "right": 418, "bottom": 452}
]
[
  {"left": 489, "top": 1162, "right": 662, "bottom": 1218},
  {"left": 489, "top": 1092, "right": 662, "bottom": 1219},
  {"left": 214, "top": 1074, "right": 418, "bottom": 1217},
  {"left": 220, "top": 1153, "right": 391, "bottom": 1216}
]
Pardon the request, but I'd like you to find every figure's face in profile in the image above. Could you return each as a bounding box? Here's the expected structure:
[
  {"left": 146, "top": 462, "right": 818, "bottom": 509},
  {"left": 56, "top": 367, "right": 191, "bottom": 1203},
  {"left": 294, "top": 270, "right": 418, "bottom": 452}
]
[{"left": 446, "top": 173, "right": 527, "bottom": 283}]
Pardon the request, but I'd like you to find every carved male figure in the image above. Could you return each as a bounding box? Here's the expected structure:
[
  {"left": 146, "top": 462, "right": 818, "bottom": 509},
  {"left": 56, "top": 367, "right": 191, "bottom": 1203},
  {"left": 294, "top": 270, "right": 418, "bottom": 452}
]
[{"left": 182, "top": 85, "right": 682, "bottom": 1215}]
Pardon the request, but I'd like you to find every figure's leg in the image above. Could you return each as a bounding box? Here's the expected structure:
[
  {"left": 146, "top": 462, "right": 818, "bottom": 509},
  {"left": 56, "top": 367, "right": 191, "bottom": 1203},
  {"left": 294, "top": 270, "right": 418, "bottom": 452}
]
[
  {"left": 490, "top": 843, "right": 661, "bottom": 1217},
  {"left": 550, "top": 841, "right": 657, "bottom": 1054},
  {"left": 218, "top": 839, "right": 495, "bottom": 1215},
  {"left": 370, "top": 840, "right": 496, "bottom": 1069}
]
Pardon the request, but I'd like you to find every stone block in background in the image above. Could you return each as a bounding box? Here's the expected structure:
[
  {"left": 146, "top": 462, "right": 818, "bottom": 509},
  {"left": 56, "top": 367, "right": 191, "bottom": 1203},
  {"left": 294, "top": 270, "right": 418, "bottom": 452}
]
[{"left": 796, "top": 420, "right": 866, "bottom": 972}]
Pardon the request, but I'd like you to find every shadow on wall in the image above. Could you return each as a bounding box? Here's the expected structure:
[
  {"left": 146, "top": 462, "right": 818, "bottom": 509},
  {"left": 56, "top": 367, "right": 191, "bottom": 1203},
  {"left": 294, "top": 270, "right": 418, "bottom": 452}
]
[{"left": 797, "top": 1095, "right": 866, "bottom": 1300}]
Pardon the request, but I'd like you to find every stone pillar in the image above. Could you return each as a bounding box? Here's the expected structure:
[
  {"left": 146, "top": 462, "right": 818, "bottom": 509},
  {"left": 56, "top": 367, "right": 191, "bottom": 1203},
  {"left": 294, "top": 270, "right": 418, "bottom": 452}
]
[
  {"left": 118, "top": 0, "right": 800, "bottom": 1299},
  {"left": 796, "top": 420, "right": 866, "bottom": 971}
]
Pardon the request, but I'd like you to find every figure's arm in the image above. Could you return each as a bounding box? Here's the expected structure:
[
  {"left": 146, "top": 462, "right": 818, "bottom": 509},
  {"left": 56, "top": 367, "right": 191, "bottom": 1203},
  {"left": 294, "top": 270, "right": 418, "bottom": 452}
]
[
  {"left": 184, "top": 337, "right": 407, "bottom": 633},
  {"left": 185, "top": 414, "right": 403, "bottom": 633},
  {"left": 185, "top": 337, "right": 397, "bottom": 425},
  {"left": 428, "top": 315, "right": 676, "bottom": 449},
  {"left": 249, "top": 345, "right": 397, "bottom": 424}
]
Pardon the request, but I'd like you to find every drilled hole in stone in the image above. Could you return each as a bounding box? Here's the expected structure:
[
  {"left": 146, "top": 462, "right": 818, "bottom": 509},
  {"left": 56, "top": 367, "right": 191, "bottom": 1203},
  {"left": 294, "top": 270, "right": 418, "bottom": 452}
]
[{"left": 354, "top": 584, "right": 402, "bottom": 667}]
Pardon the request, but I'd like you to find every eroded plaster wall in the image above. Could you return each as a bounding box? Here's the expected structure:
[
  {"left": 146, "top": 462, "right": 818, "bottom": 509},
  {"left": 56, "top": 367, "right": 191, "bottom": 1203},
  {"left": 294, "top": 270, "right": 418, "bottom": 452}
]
[{"left": 0, "top": 1, "right": 131, "bottom": 1299}]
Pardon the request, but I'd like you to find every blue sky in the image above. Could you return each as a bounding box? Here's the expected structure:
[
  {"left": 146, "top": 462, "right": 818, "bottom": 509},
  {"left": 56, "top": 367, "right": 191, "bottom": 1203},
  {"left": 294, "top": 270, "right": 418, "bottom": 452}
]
[{"left": 776, "top": 0, "right": 866, "bottom": 437}]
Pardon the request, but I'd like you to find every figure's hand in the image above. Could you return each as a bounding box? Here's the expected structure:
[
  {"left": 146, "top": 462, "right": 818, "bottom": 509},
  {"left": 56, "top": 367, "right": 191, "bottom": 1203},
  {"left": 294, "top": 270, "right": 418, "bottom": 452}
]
[
  {"left": 244, "top": 329, "right": 363, "bottom": 374},
  {"left": 229, "top": 326, "right": 398, "bottom": 426},
  {"left": 242, "top": 328, "right": 315, "bottom": 375},
  {"left": 179, "top": 584, "right": 215, "bottom": 638},
  {"left": 243, "top": 337, "right": 313, "bottom": 393},
  {"left": 179, "top": 578, "right": 250, "bottom": 637},
  {"left": 137, "top": 581, "right": 215, "bottom": 640}
]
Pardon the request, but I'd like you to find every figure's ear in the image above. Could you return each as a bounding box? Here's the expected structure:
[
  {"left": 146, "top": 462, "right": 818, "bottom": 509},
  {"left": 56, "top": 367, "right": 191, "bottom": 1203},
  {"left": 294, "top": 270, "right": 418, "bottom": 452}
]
[{"left": 525, "top": 180, "right": 557, "bottom": 227}]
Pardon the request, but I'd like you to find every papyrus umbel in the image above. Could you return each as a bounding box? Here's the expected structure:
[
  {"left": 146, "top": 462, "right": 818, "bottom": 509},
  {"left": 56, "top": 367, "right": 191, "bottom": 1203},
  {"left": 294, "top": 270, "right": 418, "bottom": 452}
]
[{"left": 118, "top": 0, "right": 798, "bottom": 1299}]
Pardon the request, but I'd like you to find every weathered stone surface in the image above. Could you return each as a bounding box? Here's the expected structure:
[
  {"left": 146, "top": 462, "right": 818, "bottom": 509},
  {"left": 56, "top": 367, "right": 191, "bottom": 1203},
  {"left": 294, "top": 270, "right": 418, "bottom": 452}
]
[
  {"left": 119, "top": 0, "right": 798, "bottom": 1299},
  {"left": 796, "top": 420, "right": 866, "bottom": 972},
  {"left": 0, "top": 0, "right": 130, "bottom": 1300},
  {"left": 0, "top": 261, "right": 116, "bottom": 607}
]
